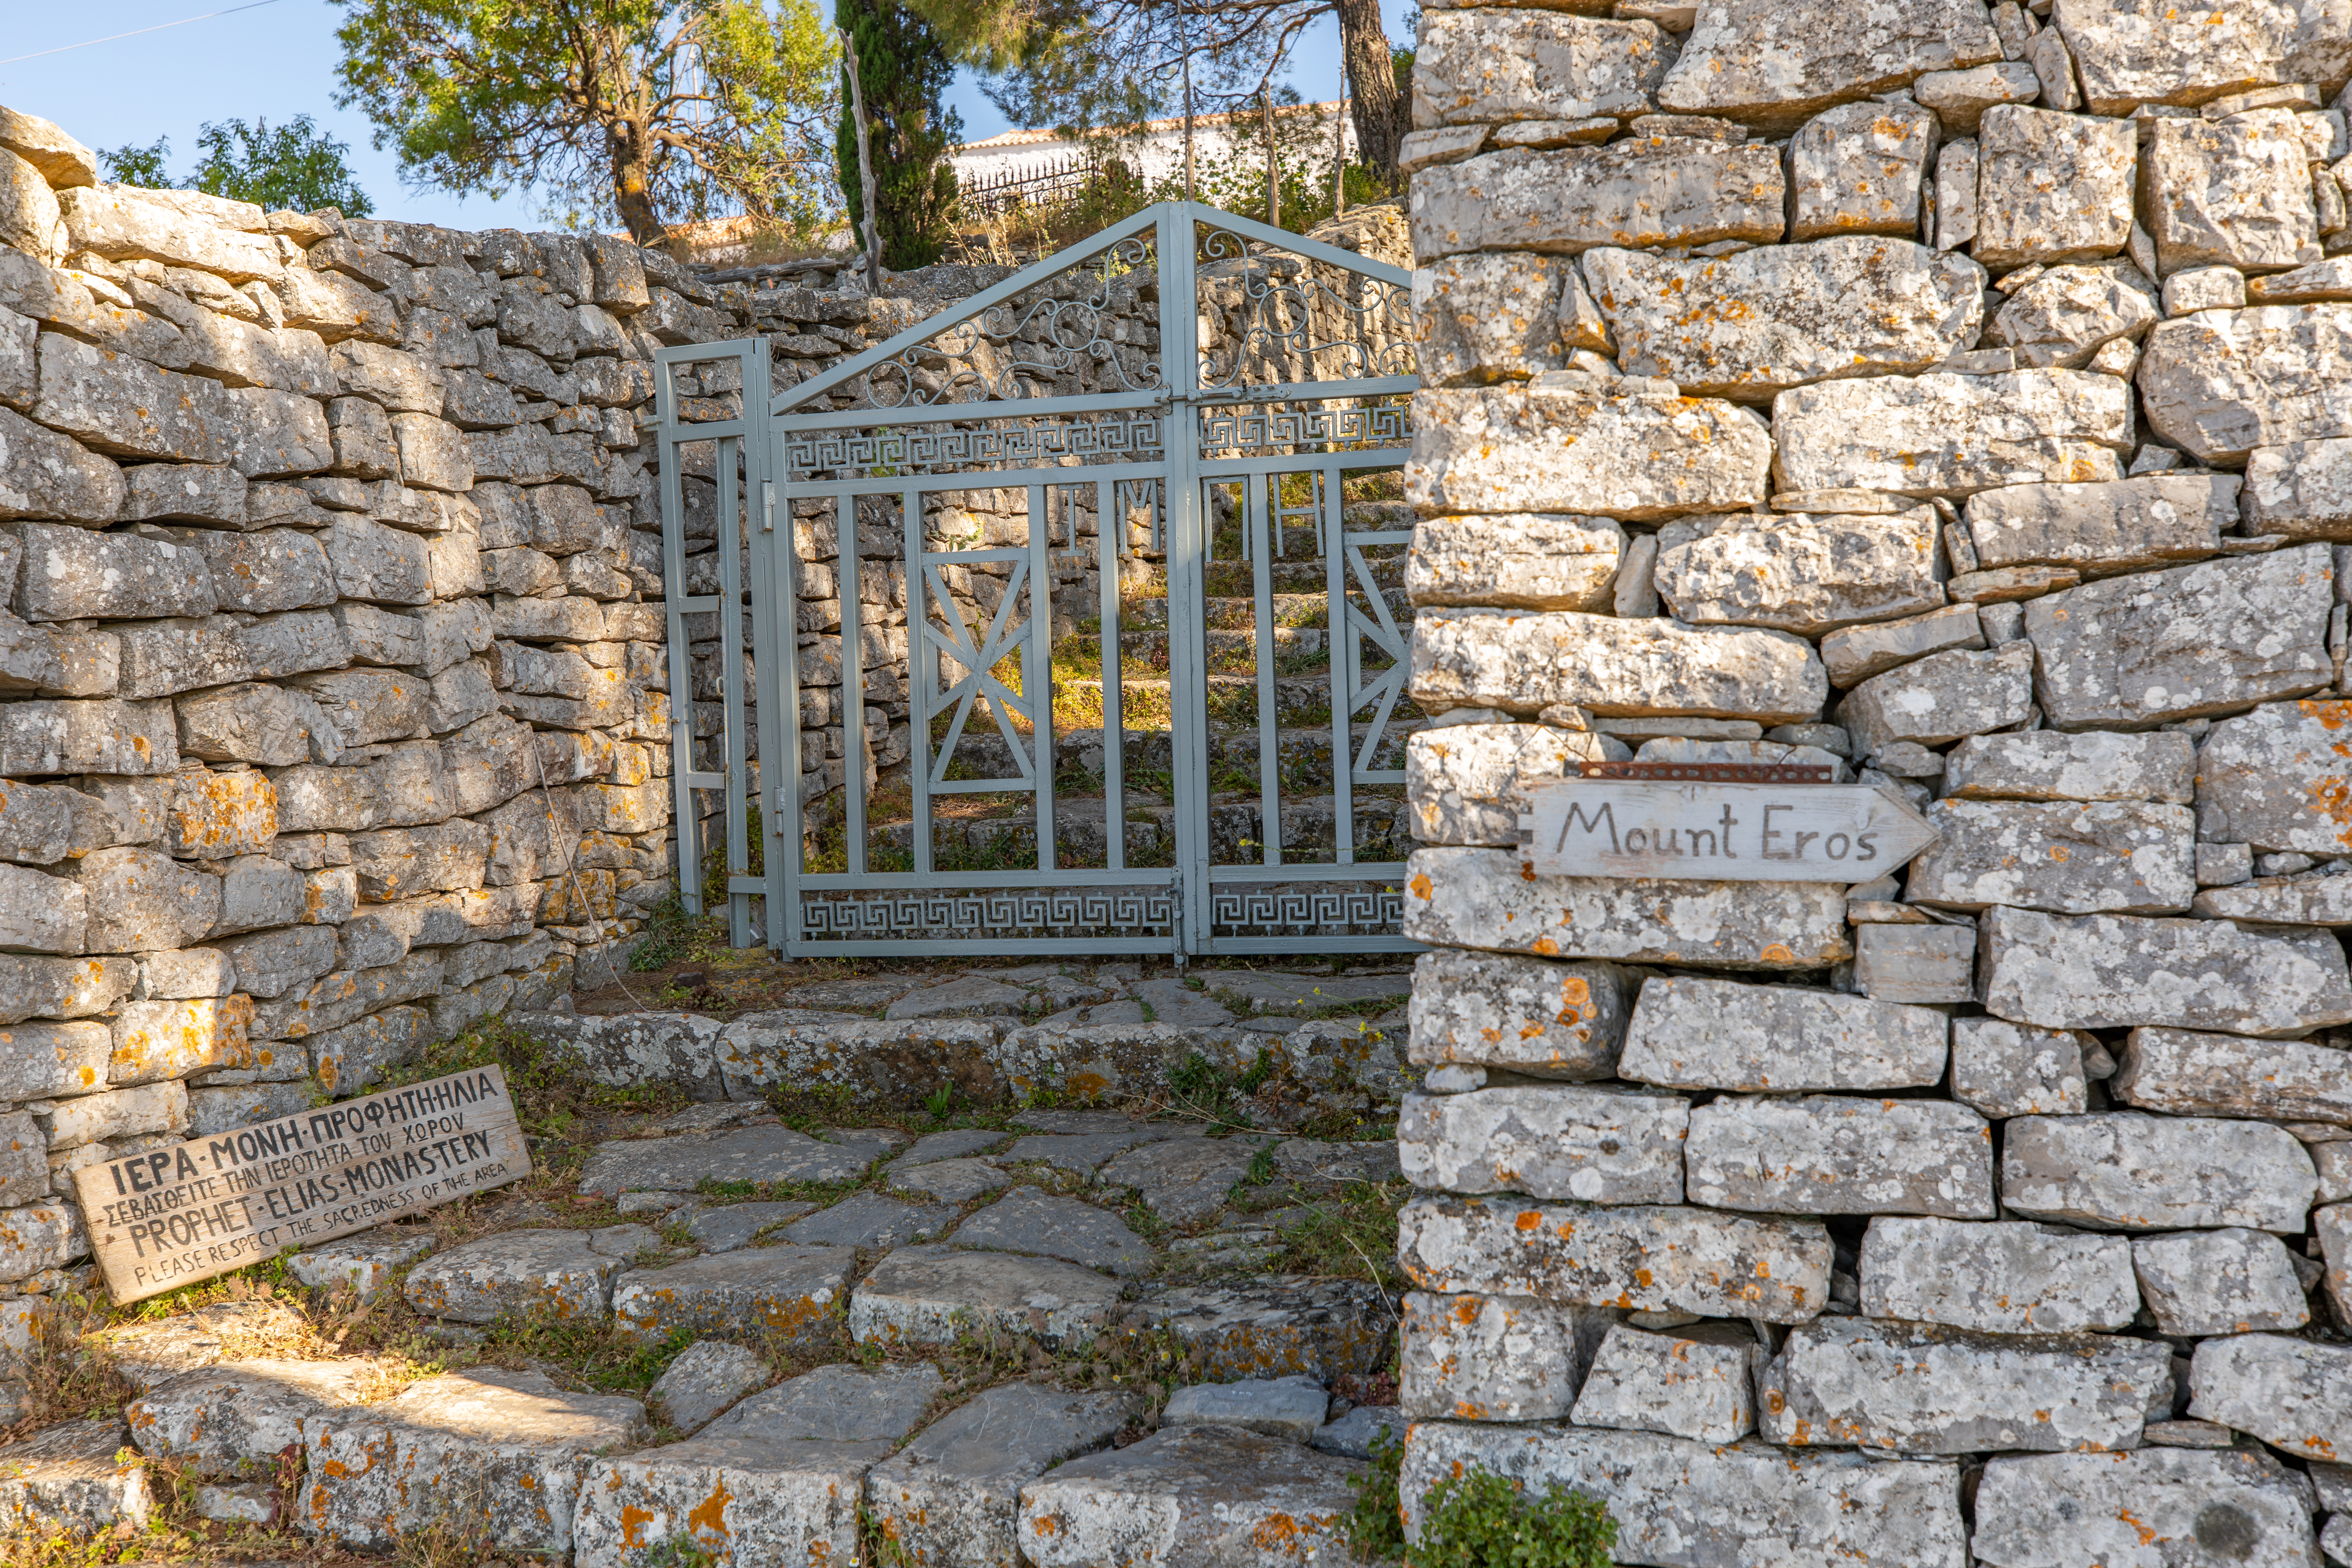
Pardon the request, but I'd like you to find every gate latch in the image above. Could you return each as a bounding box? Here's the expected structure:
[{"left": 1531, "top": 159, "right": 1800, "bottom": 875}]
[{"left": 761, "top": 480, "right": 776, "bottom": 532}]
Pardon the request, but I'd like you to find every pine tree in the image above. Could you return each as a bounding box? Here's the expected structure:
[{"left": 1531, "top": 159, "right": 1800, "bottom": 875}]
[{"left": 835, "top": 0, "right": 962, "bottom": 270}]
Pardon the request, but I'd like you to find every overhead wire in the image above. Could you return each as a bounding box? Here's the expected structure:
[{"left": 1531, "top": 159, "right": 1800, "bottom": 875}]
[{"left": 0, "top": 0, "right": 287, "bottom": 66}]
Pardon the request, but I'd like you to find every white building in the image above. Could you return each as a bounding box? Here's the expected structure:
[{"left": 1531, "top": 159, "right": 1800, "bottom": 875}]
[{"left": 951, "top": 100, "right": 1358, "bottom": 205}]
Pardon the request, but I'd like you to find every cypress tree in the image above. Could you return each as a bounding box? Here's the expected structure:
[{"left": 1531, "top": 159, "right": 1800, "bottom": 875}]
[{"left": 835, "top": 0, "right": 962, "bottom": 270}]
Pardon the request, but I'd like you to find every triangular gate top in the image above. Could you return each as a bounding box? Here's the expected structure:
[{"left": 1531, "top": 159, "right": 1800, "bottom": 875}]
[{"left": 772, "top": 201, "right": 1415, "bottom": 421}]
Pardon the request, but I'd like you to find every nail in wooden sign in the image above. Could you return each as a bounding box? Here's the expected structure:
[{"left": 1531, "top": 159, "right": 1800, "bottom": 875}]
[
  {"left": 75, "top": 1066, "right": 530, "bottom": 1304},
  {"left": 1520, "top": 779, "right": 1940, "bottom": 883}
]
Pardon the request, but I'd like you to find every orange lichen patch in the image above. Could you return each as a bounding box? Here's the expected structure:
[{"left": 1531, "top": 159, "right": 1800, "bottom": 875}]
[
  {"left": 1409, "top": 873, "right": 1433, "bottom": 901},
  {"left": 1030, "top": 1514, "right": 1061, "bottom": 1536},
  {"left": 2117, "top": 1510, "right": 2159, "bottom": 1548},
  {"left": 1515, "top": 1211, "right": 1544, "bottom": 1231},
  {"left": 1531, "top": 936, "right": 1559, "bottom": 954},
  {"left": 687, "top": 1478, "right": 734, "bottom": 1540},
  {"left": 1758, "top": 943, "right": 1794, "bottom": 963}
]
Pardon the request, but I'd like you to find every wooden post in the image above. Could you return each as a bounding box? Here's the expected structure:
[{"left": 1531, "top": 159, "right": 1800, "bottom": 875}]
[{"left": 839, "top": 26, "right": 883, "bottom": 292}]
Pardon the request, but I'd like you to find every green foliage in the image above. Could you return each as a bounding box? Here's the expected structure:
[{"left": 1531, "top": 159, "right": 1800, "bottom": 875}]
[
  {"left": 835, "top": 0, "right": 961, "bottom": 267},
  {"left": 189, "top": 116, "right": 374, "bottom": 215},
  {"left": 1274, "top": 1178, "right": 1406, "bottom": 1290},
  {"left": 1344, "top": 1426, "right": 1407, "bottom": 1561},
  {"left": 97, "top": 117, "right": 374, "bottom": 216},
  {"left": 1166, "top": 1046, "right": 1275, "bottom": 1116},
  {"left": 331, "top": 0, "right": 839, "bottom": 242},
  {"left": 1411, "top": 1464, "right": 1616, "bottom": 1568},
  {"left": 99, "top": 138, "right": 174, "bottom": 188}
]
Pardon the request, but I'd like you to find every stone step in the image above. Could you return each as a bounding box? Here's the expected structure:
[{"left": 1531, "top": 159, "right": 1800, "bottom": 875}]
[{"left": 1017, "top": 1424, "right": 1364, "bottom": 1566}]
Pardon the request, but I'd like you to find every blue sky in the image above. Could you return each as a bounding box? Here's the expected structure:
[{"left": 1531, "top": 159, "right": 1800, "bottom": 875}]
[{"left": 0, "top": 0, "right": 1396, "bottom": 231}]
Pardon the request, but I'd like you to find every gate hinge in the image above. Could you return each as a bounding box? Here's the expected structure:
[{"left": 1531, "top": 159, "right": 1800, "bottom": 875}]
[{"left": 762, "top": 479, "right": 776, "bottom": 532}]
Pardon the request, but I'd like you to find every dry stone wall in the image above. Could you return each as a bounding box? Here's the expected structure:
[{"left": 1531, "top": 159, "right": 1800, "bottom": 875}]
[
  {"left": 0, "top": 101, "right": 960, "bottom": 1361},
  {"left": 1394, "top": 3, "right": 2352, "bottom": 1561}
]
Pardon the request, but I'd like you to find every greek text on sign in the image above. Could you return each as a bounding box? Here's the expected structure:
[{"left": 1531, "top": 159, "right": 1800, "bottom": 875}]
[
  {"left": 74, "top": 1067, "right": 529, "bottom": 1304},
  {"left": 1519, "top": 780, "right": 1940, "bottom": 883}
]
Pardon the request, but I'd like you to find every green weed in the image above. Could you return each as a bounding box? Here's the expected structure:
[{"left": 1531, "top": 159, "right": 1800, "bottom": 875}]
[{"left": 1412, "top": 1462, "right": 1616, "bottom": 1568}]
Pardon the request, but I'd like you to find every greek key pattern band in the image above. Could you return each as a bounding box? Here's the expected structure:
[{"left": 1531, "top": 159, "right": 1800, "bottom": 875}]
[
  {"left": 799, "top": 889, "right": 1178, "bottom": 938},
  {"left": 786, "top": 414, "right": 1164, "bottom": 479},
  {"left": 1210, "top": 886, "right": 1404, "bottom": 934},
  {"left": 1197, "top": 403, "right": 1413, "bottom": 457}
]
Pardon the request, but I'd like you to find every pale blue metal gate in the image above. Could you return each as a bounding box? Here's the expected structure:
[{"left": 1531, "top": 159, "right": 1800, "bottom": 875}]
[{"left": 658, "top": 202, "right": 1420, "bottom": 958}]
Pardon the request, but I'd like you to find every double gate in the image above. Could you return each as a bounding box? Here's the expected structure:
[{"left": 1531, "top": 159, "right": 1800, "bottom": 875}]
[{"left": 656, "top": 202, "right": 1421, "bottom": 959}]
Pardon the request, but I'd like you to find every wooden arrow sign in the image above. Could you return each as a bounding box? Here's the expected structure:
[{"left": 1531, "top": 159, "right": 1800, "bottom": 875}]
[{"left": 1519, "top": 779, "right": 1940, "bottom": 883}]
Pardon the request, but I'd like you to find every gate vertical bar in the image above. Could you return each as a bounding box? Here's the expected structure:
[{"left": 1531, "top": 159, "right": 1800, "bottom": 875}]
[
  {"left": 1028, "top": 481, "right": 1057, "bottom": 874},
  {"left": 740, "top": 336, "right": 781, "bottom": 941},
  {"left": 654, "top": 349, "right": 705, "bottom": 917},
  {"left": 714, "top": 435, "right": 753, "bottom": 946},
  {"left": 1159, "top": 204, "right": 1210, "bottom": 955},
  {"left": 904, "top": 485, "right": 933, "bottom": 877},
  {"left": 1095, "top": 476, "right": 1126, "bottom": 874},
  {"left": 841, "top": 492, "right": 867, "bottom": 878},
  {"left": 1250, "top": 471, "right": 1282, "bottom": 866},
  {"left": 1323, "top": 461, "right": 1355, "bottom": 867}
]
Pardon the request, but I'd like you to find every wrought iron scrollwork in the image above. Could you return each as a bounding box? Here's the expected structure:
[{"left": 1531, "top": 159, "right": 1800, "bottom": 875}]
[
  {"left": 1195, "top": 225, "right": 1415, "bottom": 392},
  {"left": 855, "top": 234, "right": 1165, "bottom": 408}
]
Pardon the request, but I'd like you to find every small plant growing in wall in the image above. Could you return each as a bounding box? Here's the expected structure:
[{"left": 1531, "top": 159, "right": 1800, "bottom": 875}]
[{"left": 1348, "top": 1431, "right": 1617, "bottom": 1567}]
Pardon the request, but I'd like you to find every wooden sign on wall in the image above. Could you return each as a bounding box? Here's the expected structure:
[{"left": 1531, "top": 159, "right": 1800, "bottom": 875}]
[
  {"left": 1520, "top": 779, "right": 1939, "bottom": 883},
  {"left": 74, "top": 1066, "right": 531, "bottom": 1304}
]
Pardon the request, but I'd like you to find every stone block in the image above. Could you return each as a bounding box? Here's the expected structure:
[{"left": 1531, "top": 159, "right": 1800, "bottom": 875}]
[
  {"left": 1905, "top": 799, "right": 2197, "bottom": 914},
  {"left": 610, "top": 1245, "right": 858, "bottom": 1346},
  {"left": 2195, "top": 874, "right": 2352, "bottom": 923},
  {"left": 1652, "top": 507, "right": 1946, "bottom": 636},
  {"left": 71, "top": 846, "right": 217, "bottom": 953},
  {"left": 1654, "top": 0, "right": 1997, "bottom": 129},
  {"left": 2244, "top": 436, "right": 2352, "bottom": 538},
  {"left": 1018, "top": 1426, "right": 1362, "bottom": 1568},
  {"left": 645, "top": 1340, "right": 768, "bottom": 1434},
  {"left": 1409, "top": 608, "right": 1823, "bottom": 722},
  {"left": 1405, "top": 723, "right": 1620, "bottom": 846},
  {"left": 1858, "top": 1214, "right": 2139, "bottom": 1332},
  {"left": 2027, "top": 544, "right": 2332, "bottom": 728},
  {"left": 126, "top": 1359, "right": 369, "bottom": 1479},
  {"left": 1408, "top": 140, "right": 1786, "bottom": 259},
  {"left": 0, "top": 1418, "right": 151, "bottom": 1536},
  {"left": 33, "top": 332, "right": 245, "bottom": 467},
  {"left": 1685, "top": 1094, "right": 1994, "bottom": 1217},
  {"left": 2189, "top": 1334, "right": 2352, "bottom": 1464},
  {"left": 177, "top": 683, "right": 338, "bottom": 767},
  {"left": 1985, "top": 261, "right": 2163, "bottom": 368},
  {"left": 1945, "top": 729, "right": 2197, "bottom": 803},
  {"left": 0, "top": 407, "right": 122, "bottom": 524},
  {"left": 1589, "top": 238, "right": 1982, "bottom": 401},
  {"left": 1405, "top": 947, "right": 1629, "bottom": 1079},
  {"left": 1134, "top": 1277, "right": 1395, "bottom": 1382},
  {"left": 850, "top": 1243, "right": 1121, "bottom": 1351},
  {"left": 1399, "top": 1424, "right": 1965, "bottom": 1563},
  {"left": 0, "top": 954, "right": 135, "bottom": 1029},
  {"left": 866, "top": 1381, "right": 1140, "bottom": 1568},
  {"left": 1839, "top": 640, "right": 2035, "bottom": 753},
  {"left": 1399, "top": 1084, "right": 1687, "bottom": 1202},
  {"left": 0, "top": 1198, "right": 86, "bottom": 1283},
  {"left": 1618, "top": 975, "right": 1948, "bottom": 1091},
  {"left": 1399, "top": 1290, "right": 1607, "bottom": 1422},
  {"left": 1974, "top": 105, "right": 2138, "bottom": 269},
  {"left": 11, "top": 520, "right": 215, "bottom": 623},
  {"left": 2139, "top": 303, "right": 2352, "bottom": 464},
  {"left": 1398, "top": 1192, "right": 1832, "bottom": 1323},
  {"left": 1412, "top": 12, "right": 1674, "bottom": 126},
  {"left": 323, "top": 514, "right": 431, "bottom": 605},
  {"left": 298, "top": 1366, "right": 644, "bottom": 1556},
  {"left": 1771, "top": 370, "right": 2133, "bottom": 497},
  {"left": 0, "top": 1020, "right": 109, "bottom": 1100},
  {"left": 1977, "top": 903, "right": 2352, "bottom": 1034},
  {"left": 1788, "top": 101, "right": 1937, "bottom": 239},
  {"left": 286, "top": 1227, "right": 434, "bottom": 1298},
  {"left": 403, "top": 1229, "right": 618, "bottom": 1324},
  {"left": 1948, "top": 1016, "right": 2089, "bottom": 1118},
  {"left": 1406, "top": 383, "right": 1772, "bottom": 520},
  {"left": 1407, "top": 512, "right": 1622, "bottom": 611},
  {"left": 1819, "top": 603, "right": 1984, "bottom": 687},
  {"left": 1570, "top": 1321, "right": 1762, "bottom": 1444},
  {"left": 2113, "top": 1024, "right": 2352, "bottom": 1125},
  {"left": 109, "top": 995, "right": 253, "bottom": 1085},
  {"left": 1402, "top": 846, "right": 1852, "bottom": 968},
  {"left": 2195, "top": 699, "right": 2352, "bottom": 854},
  {"left": 111, "top": 614, "right": 253, "bottom": 700},
  {"left": 294, "top": 668, "right": 428, "bottom": 746},
  {"left": 1973, "top": 1448, "right": 2319, "bottom": 1568},
  {"left": 2149, "top": 110, "right": 2323, "bottom": 275},
  {"left": 1162, "top": 1375, "right": 1330, "bottom": 1441},
  {"left": 167, "top": 527, "right": 338, "bottom": 614},
  {"left": 2133, "top": 1227, "right": 2310, "bottom": 1336},
  {"left": 2004, "top": 1111, "right": 2317, "bottom": 1230},
  {"left": 36, "top": 1080, "right": 187, "bottom": 1147},
  {"left": 1963, "top": 474, "right": 2236, "bottom": 575},
  {"left": 1412, "top": 254, "right": 1605, "bottom": 386}
]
